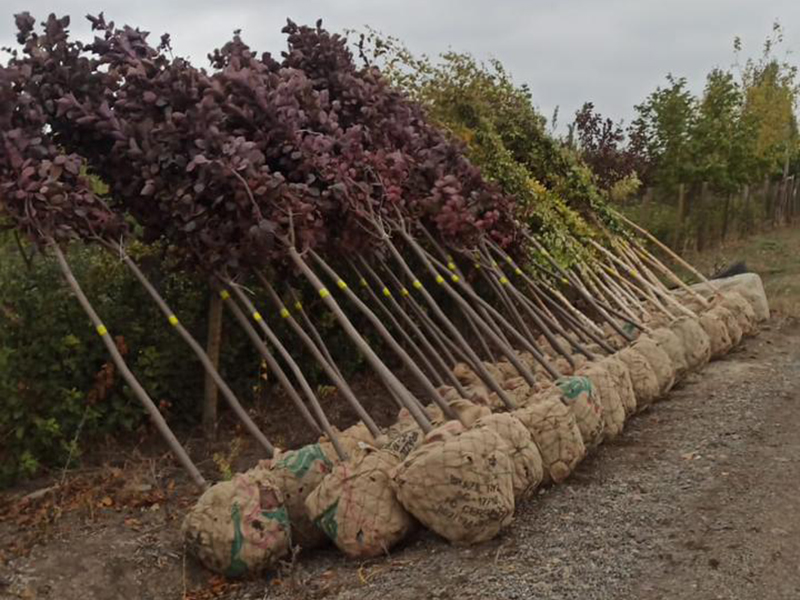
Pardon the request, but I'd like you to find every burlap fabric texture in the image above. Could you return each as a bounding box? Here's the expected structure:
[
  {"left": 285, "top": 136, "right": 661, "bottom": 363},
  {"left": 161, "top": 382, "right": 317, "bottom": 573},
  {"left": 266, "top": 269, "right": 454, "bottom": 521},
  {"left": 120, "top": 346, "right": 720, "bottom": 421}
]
[
  {"left": 473, "top": 413, "right": 544, "bottom": 500},
  {"left": 182, "top": 469, "right": 291, "bottom": 577},
  {"left": 513, "top": 392, "right": 586, "bottom": 484},
  {"left": 305, "top": 446, "right": 414, "bottom": 558},
  {"left": 391, "top": 427, "right": 515, "bottom": 545}
]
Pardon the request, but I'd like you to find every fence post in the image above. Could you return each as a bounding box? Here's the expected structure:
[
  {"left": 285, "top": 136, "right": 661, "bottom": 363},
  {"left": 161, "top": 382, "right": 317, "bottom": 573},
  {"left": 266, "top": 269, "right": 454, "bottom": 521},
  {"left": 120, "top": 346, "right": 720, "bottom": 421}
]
[
  {"left": 742, "top": 184, "right": 751, "bottom": 236},
  {"left": 722, "top": 190, "right": 732, "bottom": 242},
  {"left": 696, "top": 182, "right": 710, "bottom": 252},
  {"left": 673, "top": 183, "right": 686, "bottom": 249},
  {"left": 762, "top": 175, "right": 771, "bottom": 227}
]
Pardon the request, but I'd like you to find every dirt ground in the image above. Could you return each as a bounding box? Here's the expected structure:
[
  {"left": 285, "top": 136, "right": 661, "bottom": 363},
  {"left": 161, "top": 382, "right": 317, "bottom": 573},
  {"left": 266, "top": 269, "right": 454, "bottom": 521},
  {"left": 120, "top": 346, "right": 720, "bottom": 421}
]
[{"left": 2, "top": 232, "right": 800, "bottom": 600}]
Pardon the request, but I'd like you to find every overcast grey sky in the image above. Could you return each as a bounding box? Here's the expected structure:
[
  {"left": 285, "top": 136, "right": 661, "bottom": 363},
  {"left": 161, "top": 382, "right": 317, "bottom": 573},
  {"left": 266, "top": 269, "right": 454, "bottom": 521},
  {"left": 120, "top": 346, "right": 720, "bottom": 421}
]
[{"left": 1, "top": 1, "right": 798, "bottom": 127}]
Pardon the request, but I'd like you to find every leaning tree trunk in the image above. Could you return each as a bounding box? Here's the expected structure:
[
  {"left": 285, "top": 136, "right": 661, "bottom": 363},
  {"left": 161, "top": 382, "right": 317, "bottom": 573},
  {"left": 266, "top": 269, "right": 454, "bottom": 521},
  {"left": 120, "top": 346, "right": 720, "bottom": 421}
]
[{"left": 51, "top": 242, "right": 207, "bottom": 490}]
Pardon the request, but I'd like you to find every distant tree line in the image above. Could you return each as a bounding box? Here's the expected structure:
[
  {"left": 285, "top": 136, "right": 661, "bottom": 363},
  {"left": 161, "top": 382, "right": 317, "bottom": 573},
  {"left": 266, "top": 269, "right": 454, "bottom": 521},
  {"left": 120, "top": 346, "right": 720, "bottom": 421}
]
[{"left": 569, "top": 22, "right": 799, "bottom": 251}]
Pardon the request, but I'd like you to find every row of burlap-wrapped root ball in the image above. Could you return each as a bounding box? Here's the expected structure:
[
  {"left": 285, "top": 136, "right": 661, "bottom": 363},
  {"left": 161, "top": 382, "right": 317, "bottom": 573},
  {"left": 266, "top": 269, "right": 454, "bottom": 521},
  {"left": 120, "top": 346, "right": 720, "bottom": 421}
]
[{"left": 182, "top": 277, "right": 768, "bottom": 578}]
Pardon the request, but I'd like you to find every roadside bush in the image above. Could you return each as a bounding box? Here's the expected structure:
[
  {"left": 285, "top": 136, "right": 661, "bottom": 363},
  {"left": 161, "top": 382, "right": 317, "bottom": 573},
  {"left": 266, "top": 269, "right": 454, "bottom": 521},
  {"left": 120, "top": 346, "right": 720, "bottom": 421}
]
[{"left": 0, "top": 238, "right": 255, "bottom": 486}]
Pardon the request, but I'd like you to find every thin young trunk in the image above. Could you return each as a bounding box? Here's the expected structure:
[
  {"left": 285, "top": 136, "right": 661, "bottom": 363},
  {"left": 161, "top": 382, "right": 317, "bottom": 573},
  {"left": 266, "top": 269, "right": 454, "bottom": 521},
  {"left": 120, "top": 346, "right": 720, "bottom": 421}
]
[
  {"left": 349, "top": 261, "right": 445, "bottom": 387},
  {"left": 111, "top": 247, "right": 274, "bottom": 456},
  {"left": 257, "top": 275, "right": 381, "bottom": 438},
  {"left": 526, "top": 233, "right": 635, "bottom": 342},
  {"left": 612, "top": 209, "right": 720, "bottom": 295},
  {"left": 593, "top": 241, "right": 696, "bottom": 319},
  {"left": 378, "top": 260, "right": 460, "bottom": 369},
  {"left": 632, "top": 243, "right": 709, "bottom": 307},
  {"left": 483, "top": 238, "right": 610, "bottom": 344},
  {"left": 500, "top": 268, "right": 595, "bottom": 360},
  {"left": 382, "top": 237, "right": 519, "bottom": 409},
  {"left": 287, "top": 289, "right": 342, "bottom": 380},
  {"left": 358, "top": 258, "right": 471, "bottom": 398},
  {"left": 51, "top": 242, "right": 207, "bottom": 490},
  {"left": 583, "top": 265, "right": 641, "bottom": 323},
  {"left": 217, "top": 285, "right": 323, "bottom": 437},
  {"left": 475, "top": 246, "right": 581, "bottom": 363},
  {"left": 288, "top": 247, "right": 433, "bottom": 433},
  {"left": 400, "top": 230, "right": 560, "bottom": 382},
  {"left": 226, "top": 281, "right": 347, "bottom": 461},
  {"left": 310, "top": 251, "right": 458, "bottom": 423}
]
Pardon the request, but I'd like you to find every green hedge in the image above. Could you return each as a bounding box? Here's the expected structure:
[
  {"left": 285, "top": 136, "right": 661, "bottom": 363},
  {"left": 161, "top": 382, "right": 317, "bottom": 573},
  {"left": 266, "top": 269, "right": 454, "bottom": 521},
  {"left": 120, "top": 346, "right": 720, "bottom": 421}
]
[{"left": 0, "top": 237, "right": 260, "bottom": 486}]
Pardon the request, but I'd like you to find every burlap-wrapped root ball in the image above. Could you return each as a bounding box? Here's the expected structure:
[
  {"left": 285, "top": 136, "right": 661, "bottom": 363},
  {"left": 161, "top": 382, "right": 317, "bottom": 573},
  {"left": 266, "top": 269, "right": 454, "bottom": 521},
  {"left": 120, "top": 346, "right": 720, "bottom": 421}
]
[
  {"left": 650, "top": 326, "right": 689, "bottom": 379},
  {"left": 718, "top": 291, "right": 757, "bottom": 336},
  {"left": 603, "top": 356, "right": 638, "bottom": 417},
  {"left": 709, "top": 303, "right": 743, "bottom": 347},
  {"left": 473, "top": 413, "right": 544, "bottom": 500},
  {"left": 428, "top": 398, "right": 492, "bottom": 428},
  {"left": 182, "top": 469, "right": 291, "bottom": 577},
  {"left": 698, "top": 308, "right": 733, "bottom": 359},
  {"left": 391, "top": 428, "right": 515, "bottom": 545},
  {"left": 577, "top": 359, "right": 627, "bottom": 439},
  {"left": 616, "top": 346, "right": 660, "bottom": 411},
  {"left": 631, "top": 336, "right": 676, "bottom": 395},
  {"left": 266, "top": 431, "right": 367, "bottom": 550},
  {"left": 670, "top": 316, "right": 711, "bottom": 369},
  {"left": 305, "top": 446, "right": 414, "bottom": 558},
  {"left": 551, "top": 376, "right": 605, "bottom": 449},
  {"left": 513, "top": 393, "right": 586, "bottom": 484}
]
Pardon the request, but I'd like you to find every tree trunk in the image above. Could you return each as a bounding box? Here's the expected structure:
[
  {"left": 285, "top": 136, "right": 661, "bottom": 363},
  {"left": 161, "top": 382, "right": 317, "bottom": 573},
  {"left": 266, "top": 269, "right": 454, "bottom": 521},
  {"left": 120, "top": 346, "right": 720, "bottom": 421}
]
[
  {"left": 203, "top": 291, "right": 223, "bottom": 440},
  {"left": 696, "top": 182, "right": 709, "bottom": 252},
  {"left": 721, "top": 192, "right": 732, "bottom": 242},
  {"left": 673, "top": 183, "right": 686, "bottom": 249}
]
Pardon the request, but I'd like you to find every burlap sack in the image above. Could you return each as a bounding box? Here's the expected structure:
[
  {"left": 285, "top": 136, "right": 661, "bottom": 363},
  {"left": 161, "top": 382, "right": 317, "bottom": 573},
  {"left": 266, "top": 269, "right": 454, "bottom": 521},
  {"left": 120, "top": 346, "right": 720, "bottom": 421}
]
[
  {"left": 644, "top": 313, "right": 674, "bottom": 330},
  {"left": 709, "top": 303, "right": 742, "bottom": 347},
  {"left": 437, "top": 385, "right": 463, "bottom": 404},
  {"left": 577, "top": 359, "right": 626, "bottom": 439},
  {"left": 425, "top": 398, "right": 492, "bottom": 428},
  {"left": 631, "top": 336, "right": 676, "bottom": 395},
  {"left": 552, "top": 376, "right": 605, "bottom": 449},
  {"left": 473, "top": 413, "right": 544, "bottom": 500},
  {"left": 424, "top": 420, "right": 467, "bottom": 443},
  {"left": 677, "top": 295, "right": 707, "bottom": 315},
  {"left": 481, "top": 360, "right": 505, "bottom": 383},
  {"left": 570, "top": 353, "right": 590, "bottom": 373},
  {"left": 513, "top": 393, "right": 586, "bottom": 484},
  {"left": 718, "top": 291, "right": 757, "bottom": 336},
  {"left": 391, "top": 428, "right": 515, "bottom": 545},
  {"left": 601, "top": 323, "right": 627, "bottom": 350},
  {"left": 721, "top": 273, "right": 769, "bottom": 321},
  {"left": 495, "top": 360, "right": 520, "bottom": 381},
  {"left": 502, "top": 375, "right": 532, "bottom": 403},
  {"left": 605, "top": 355, "right": 638, "bottom": 417},
  {"left": 616, "top": 346, "right": 660, "bottom": 410},
  {"left": 650, "top": 327, "right": 689, "bottom": 379},
  {"left": 266, "top": 442, "right": 339, "bottom": 549},
  {"left": 339, "top": 422, "right": 382, "bottom": 448},
  {"left": 305, "top": 447, "right": 414, "bottom": 558},
  {"left": 687, "top": 273, "right": 769, "bottom": 321},
  {"left": 182, "top": 469, "right": 291, "bottom": 577},
  {"left": 699, "top": 309, "right": 733, "bottom": 359},
  {"left": 669, "top": 316, "right": 711, "bottom": 369},
  {"left": 384, "top": 424, "right": 424, "bottom": 459},
  {"left": 518, "top": 350, "right": 540, "bottom": 372},
  {"left": 453, "top": 362, "right": 480, "bottom": 386}
]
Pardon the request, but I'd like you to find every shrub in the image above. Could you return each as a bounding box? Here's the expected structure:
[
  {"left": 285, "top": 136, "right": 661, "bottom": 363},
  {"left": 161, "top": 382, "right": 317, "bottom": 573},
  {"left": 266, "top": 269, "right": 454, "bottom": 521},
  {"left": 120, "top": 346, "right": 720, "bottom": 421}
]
[{"left": 0, "top": 237, "right": 256, "bottom": 486}]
